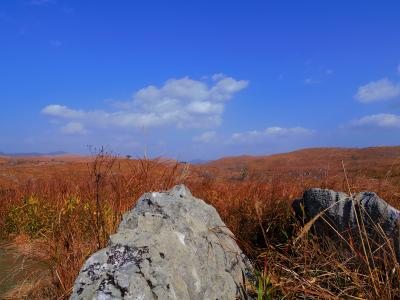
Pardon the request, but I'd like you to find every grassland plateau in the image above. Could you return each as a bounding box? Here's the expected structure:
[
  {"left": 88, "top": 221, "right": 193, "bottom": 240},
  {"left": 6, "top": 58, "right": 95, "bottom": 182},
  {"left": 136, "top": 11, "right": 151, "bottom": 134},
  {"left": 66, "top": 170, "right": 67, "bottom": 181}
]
[{"left": 1, "top": 146, "right": 400, "bottom": 299}]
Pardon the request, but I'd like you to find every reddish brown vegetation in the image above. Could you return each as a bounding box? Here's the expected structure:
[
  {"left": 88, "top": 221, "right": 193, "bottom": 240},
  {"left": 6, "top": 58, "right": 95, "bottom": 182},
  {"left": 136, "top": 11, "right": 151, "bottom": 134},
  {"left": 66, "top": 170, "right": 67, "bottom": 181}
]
[{"left": 0, "top": 146, "right": 400, "bottom": 299}]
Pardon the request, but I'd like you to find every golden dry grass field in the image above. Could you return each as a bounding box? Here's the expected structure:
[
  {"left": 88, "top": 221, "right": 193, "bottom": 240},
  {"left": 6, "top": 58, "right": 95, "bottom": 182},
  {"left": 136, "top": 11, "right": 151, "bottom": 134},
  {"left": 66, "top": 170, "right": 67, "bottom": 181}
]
[{"left": 1, "top": 146, "right": 400, "bottom": 299}]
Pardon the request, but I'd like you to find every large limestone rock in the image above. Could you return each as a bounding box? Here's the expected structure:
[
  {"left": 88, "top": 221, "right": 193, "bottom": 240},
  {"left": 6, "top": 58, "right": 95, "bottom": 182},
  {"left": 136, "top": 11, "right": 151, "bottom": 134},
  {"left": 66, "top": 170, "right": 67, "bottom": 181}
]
[
  {"left": 71, "top": 185, "right": 255, "bottom": 299},
  {"left": 293, "top": 188, "right": 400, "bottom": 259}
]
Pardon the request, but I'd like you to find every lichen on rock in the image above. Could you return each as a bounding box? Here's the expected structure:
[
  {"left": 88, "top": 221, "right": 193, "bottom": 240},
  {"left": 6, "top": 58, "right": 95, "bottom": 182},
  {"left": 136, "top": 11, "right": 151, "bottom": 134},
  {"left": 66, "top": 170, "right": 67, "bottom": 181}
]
[{"left": 71, "top": 184, "right": 255, "bottom": 299}]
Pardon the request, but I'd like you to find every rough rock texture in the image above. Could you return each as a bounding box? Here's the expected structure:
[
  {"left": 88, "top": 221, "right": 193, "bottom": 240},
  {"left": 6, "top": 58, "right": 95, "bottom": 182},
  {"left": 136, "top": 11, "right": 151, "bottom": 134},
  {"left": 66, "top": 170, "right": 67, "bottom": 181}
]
[
  {"left": 293, "top": 188, "right": 400, "bottom": 259},
  {"left": 71, "top": 185, "right": 255, "bottom": 300}
]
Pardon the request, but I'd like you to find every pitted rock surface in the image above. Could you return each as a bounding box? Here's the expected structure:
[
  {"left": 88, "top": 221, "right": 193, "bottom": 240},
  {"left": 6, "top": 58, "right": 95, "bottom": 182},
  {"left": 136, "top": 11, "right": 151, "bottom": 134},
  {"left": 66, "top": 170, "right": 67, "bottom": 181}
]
[
  {"left": 71, "top": 185, "right": 255, "bottom": 299},
  {"left": 293, "top": 188, "right": 400, "bottom": 260}
]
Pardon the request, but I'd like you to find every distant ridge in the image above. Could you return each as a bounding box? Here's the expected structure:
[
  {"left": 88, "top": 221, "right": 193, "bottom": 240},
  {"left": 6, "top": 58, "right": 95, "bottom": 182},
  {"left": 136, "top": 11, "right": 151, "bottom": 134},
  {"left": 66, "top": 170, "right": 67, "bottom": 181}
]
[
  {"left": 208, "top": 146, "right": 400, "bottom": 163},
  {"left": 200, "top": 146, "right": 400, "bottom": 179},
  {"left": 0, "top": 151, "right": 68, "bottom": 157},
  {"left": 189, "top": 159, "right": 209, "bottom": 165}
]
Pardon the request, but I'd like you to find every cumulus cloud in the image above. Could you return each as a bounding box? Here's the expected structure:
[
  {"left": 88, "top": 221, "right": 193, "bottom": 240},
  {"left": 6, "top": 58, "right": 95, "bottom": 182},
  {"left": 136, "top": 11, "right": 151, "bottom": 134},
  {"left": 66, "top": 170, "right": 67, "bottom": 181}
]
[
  {"left": 351, "top": 113, "right": 400, "bottom": 128},
  {"left": 211, "top": 73, "right": 226, "bottom": 81},
  {"left": 42, "top": 75, "right": 249, "bottom": 132},
  {"left": 186, "top": 101, "right": 223, "bottom": 114},
  {"left": 61, "top": 122, "right": 88, "bottom": 135},
  {"left": 355, "top": 78, "right": 400, "bottom": 102},
  {"left": 229, "top": 126, "right": 314, "bottom": 144},
  {"left": 43, "top": 105, "right": 85, "bottom": 118},
  {"left": 193, "top": 131, "right": 217, "bottom": 143}
]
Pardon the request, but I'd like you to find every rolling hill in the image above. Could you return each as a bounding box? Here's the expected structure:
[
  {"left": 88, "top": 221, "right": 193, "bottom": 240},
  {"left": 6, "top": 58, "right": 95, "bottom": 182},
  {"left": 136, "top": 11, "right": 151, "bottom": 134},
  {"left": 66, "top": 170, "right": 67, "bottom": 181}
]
[{"left": 198, "top": 146, "right": 400, "bottom": 181}]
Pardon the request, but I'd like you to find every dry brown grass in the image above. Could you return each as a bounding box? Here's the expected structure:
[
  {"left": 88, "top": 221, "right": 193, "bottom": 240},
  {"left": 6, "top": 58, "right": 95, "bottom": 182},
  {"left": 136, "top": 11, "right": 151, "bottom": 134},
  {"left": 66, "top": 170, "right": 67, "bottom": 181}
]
[{"left": 0, "top": 147, "right": 400, "bottom": 299}]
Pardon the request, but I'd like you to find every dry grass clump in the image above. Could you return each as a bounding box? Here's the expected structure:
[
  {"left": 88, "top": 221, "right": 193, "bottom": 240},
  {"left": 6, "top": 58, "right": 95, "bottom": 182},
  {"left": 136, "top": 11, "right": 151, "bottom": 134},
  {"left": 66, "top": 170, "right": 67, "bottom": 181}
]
[
  {"left": 0, "top": 235, "right": 56, "bottom": 299},
  {"left": 258, "top": 218, "right": 400, "bottom": 299},
  {"left": 0, "top": 150, "right": 400, "bottom": 298},
  {"left": 2, "top": 276, "right": 56, "bottom": 300},
  {"left": 189, "top": 173, "right": 400, "bottom": 298}
]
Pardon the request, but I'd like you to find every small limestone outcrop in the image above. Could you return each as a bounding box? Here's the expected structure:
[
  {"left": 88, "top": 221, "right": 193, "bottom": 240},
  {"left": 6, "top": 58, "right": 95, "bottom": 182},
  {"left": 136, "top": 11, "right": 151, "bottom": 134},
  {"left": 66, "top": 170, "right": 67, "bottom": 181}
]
[
  {"left": 293, "top": 188, "right": 400, "bottom": 259},
  {"left": 71, "top": 185, "right": 255, "bottom": 300}
]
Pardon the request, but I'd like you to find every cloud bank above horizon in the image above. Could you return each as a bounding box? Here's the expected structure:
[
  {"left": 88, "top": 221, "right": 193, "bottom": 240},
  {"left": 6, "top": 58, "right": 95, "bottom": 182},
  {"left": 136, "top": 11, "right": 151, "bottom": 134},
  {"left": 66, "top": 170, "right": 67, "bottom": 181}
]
[
  {"left": 42, "top": 75, "right": 249, "bottom": 134},
  {"left": 30, "top": 63, "right": 400, "bottom": 158}
]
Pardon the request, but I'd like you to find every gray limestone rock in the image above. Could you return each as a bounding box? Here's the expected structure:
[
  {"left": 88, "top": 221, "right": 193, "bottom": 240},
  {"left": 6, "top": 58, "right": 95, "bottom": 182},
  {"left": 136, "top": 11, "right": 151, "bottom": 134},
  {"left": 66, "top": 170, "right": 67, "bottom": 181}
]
[
  {"left": 71, "top": 185, "right": 255, "bottom": 300},
  {"left": 293, "top": 188, "right": 400, "bottom": 259}
]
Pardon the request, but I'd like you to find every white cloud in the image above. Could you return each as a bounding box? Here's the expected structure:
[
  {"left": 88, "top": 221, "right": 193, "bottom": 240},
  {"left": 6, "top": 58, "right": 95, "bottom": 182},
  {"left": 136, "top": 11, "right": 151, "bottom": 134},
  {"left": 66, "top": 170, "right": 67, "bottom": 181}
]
[
  {"left": 230, "top": 126, "right": 314, "bottom": 144},
  {"left": 211, "top": 73, "right": 226, "bottom": 81},
  {"left": 42, "top": 105, "right": 85, "bottom": 118},
  {"left": 351, "top": 113, "right": 400, "bottom": 128},
  {"left": 42, "top": 75, "right": 248, "bottom": 131},
  {"left": 193, "top": 131, "right": 217, "bottom": 143},
  {"left": 355, "top": 78, "right": 400, "bottom": 102},
  {"left": 186, "top": 101, "right": 223, "bottom": 114},
  {"left": 209, "top": 77, "right": 249, "bottom": 100},
  {"left": 61, "top": 122, "right": 88, "bottom": 135}
]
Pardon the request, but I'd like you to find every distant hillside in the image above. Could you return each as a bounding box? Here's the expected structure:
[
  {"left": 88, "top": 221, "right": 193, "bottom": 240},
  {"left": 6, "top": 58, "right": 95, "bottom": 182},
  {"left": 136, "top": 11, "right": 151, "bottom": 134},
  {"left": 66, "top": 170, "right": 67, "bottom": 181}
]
[
  {"left": 189, "top": 159, "right": 209, "bottom": 165},
  {"left": 0, "top": 151, "right": 67, "bottom": 157},
  {"left": 198, "top": 146, "right": 400, "bottom": 181}
]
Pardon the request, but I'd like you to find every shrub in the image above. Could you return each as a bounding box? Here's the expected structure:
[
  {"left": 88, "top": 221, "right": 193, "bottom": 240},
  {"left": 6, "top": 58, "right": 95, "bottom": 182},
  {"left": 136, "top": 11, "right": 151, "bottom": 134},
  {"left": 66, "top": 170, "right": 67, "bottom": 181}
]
[{"left": 5, "top": 195, "right": 56, "bottom": 238}]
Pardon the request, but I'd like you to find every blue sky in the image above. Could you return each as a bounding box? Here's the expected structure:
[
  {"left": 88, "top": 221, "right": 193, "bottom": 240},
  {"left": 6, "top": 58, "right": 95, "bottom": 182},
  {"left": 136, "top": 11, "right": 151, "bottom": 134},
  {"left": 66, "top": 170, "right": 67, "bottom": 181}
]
[{"left": 1, "top": 0, "right": 400, "bottom": 160}]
